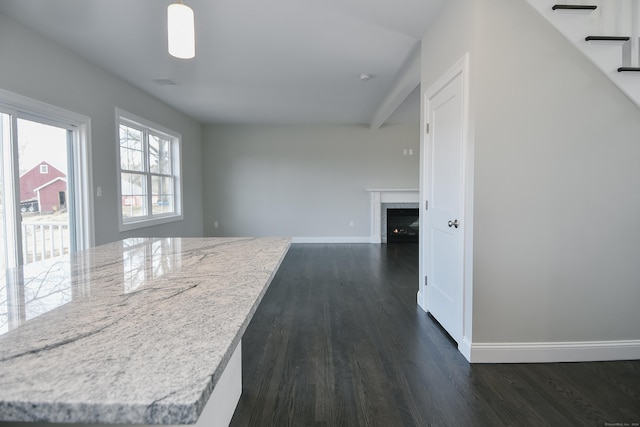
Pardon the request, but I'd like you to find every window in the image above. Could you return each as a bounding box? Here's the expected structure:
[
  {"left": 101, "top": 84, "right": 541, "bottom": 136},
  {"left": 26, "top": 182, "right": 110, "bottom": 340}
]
[
  {"left": 39, "top": 164, "right": 48, "bottom": 174},
  {"left": 116, "top": 109, "right": 182, "bottom": 231}
]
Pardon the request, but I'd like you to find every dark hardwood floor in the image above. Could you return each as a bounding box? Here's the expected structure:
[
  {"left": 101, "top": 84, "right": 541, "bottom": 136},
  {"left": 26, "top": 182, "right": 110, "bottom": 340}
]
[{"left": 230, "top": 243, "right": 640, "bottom": 427}]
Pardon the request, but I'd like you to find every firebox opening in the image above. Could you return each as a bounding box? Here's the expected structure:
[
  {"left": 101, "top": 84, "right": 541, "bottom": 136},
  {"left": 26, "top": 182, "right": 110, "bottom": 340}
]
[{"left": 387, "top": 208, "right": 419, "bottom": 243}]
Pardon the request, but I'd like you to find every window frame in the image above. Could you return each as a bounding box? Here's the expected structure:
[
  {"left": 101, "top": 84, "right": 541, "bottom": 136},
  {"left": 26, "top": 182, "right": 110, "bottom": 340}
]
[{"left": 116, "top": 109, "right": 183, "bottom": 232}]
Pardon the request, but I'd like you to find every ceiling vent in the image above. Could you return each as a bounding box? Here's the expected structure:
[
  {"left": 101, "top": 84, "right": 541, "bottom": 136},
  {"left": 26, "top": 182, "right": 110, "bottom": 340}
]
[{"left": 153, "top": 78, "right": 179, "bottom": 86}]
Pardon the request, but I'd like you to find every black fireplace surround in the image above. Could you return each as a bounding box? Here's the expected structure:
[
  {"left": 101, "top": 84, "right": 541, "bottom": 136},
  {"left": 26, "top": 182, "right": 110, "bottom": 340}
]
[{"left": 386, "top": 208, "right": 419, "bottom": 243}]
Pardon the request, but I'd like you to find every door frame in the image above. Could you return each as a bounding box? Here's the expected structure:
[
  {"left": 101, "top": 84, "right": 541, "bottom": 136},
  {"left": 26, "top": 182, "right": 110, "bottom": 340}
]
[
  {"left": 0, "top": 88, "right": 95, "bottom": 265},
  {"left": 417, "top": 54, "right": 475, "bottom": 361}
]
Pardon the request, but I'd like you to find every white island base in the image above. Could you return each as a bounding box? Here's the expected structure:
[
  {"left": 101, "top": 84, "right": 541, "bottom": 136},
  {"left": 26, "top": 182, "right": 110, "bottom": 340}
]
[{"left": 197, "top": 342, "right": 242, "bottom": 427}]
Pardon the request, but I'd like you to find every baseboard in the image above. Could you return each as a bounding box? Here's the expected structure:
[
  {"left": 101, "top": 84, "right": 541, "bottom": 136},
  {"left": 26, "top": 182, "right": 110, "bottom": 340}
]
[
  {"left": 459, "top": 337, "right": 472, "bottom": 362},
  {"left": 466, "top": 339, "right": 640, "bottom": 363},
  {"left": 416, "top": 289, "right": 427, "bottom": 313},
  {"left": 291, "top": 236, "right": 372, "bottom": 244}
]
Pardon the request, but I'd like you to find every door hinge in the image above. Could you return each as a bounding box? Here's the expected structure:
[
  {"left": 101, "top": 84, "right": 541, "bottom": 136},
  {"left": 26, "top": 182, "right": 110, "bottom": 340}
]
[
  {"left": 426, "top": 123, "right": 430, "bottom": 134},
  {"left": 424, "top": 275, "right": 428, "bottom": 287},
  {"left": 425, "top": 200, "right": 429, "bottom": 210}
]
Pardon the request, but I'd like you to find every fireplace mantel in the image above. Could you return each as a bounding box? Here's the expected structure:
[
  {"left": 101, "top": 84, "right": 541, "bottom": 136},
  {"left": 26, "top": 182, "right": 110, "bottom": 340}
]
[{"left": 367, "top": 189, "right": 419, "bottom": 243}]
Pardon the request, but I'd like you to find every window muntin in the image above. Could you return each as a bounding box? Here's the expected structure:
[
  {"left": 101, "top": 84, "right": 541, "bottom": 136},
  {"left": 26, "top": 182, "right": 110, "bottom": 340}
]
[{"left": 117, "top": 111, "right": 181, "bottom": 230}]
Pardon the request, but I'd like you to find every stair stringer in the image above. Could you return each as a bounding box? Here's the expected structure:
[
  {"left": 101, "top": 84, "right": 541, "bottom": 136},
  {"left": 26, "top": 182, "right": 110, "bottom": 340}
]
[{"left": 526, "top": 0, "right": 640, "bottom": 109}]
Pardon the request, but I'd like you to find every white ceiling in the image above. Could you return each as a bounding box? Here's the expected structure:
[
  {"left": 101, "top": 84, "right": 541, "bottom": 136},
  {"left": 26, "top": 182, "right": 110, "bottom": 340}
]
[{"left": 0, "top": 0, "right": 445, "bottom": 125}]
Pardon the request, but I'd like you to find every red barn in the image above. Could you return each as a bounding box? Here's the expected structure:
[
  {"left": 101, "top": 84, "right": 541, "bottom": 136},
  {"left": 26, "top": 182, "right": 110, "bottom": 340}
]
[{"left": 19, "top": 161, "right": 67, "bottom": 213}]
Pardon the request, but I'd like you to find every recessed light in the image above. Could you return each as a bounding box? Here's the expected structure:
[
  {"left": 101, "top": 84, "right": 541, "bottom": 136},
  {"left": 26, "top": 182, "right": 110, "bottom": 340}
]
[{"left": 359, "top": 74, "right": 373, "bottom": 82}]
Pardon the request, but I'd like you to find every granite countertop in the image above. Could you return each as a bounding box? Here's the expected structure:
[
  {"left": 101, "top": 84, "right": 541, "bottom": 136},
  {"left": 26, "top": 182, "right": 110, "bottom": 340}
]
[{"left": 0, "top": 237, "right": 290, "bottom": 425}]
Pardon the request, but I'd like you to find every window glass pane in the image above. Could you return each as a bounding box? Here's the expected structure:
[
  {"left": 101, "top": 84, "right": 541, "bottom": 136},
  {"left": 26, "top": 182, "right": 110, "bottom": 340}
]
[
  {"left": 120, "top": 147, "right": 144, "bottom": 172},
  {"left": 152, "top": 175, "right": 174, "bottom": 215},
  {"left": 149, "top": 135, "right": 172, "bottom": 175},
  {"left": 0, "top": 280, "right": 6, "bottom": 337},
  {"left": 17, "top": 119, "right": 70, "bottom": 264},
  {"left": 119, "top": 125, "right": 144, "bottom": 172},
  {"left": 121, "top": 172, "right": 148, "bottom": 219},
  {"left": 120, "top": 125, "right": 142, "bottom": 150},
  {"left": 159, "top": 139, "right": 172, "bottom": 175},
  {"left": 0, "top": 113, "right": 8, "bottom": 336}
]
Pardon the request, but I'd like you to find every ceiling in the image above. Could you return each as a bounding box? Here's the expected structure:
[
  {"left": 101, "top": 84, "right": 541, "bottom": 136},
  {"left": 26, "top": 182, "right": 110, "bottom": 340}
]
[{"left": 0, "top": 0, "right": 445, "bottom": 125}]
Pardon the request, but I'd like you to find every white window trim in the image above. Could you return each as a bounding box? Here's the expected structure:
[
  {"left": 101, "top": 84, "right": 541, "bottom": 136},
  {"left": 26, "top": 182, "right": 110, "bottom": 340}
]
[
  {"left": 115, "top": 108, "right": 183, "bottom": 232},
  {"left": 0, "top": 87, "right": 95, "bottom": 257}
]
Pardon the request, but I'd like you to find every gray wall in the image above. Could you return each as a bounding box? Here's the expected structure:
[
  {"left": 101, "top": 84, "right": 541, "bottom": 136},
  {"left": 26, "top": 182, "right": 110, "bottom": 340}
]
[
  {"left": 422, "top": 0, "right": 640, "bottom": 344},
  {"left": 202, "top": 124, "right": 419, "bottom": 239},
  {"left": 0, "top": 13, "right": 204, "bottom": 244}
]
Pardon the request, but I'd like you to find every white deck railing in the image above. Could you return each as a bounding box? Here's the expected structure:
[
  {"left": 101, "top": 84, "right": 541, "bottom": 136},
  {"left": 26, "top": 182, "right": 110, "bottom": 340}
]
[{"left": 21, "top": 222, "right": 70, "bottom": 263}]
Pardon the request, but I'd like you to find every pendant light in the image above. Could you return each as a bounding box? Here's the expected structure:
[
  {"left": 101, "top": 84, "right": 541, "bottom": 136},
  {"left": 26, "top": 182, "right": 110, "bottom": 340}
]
[{"left": 167, "top": 0, "right": 195, "bottom": 59}]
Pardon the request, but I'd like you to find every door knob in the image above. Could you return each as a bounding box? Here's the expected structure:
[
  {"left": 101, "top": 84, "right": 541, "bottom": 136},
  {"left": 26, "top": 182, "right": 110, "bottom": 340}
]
[{"left": 448, "top": 219, "right": 459, "bottom": 228}]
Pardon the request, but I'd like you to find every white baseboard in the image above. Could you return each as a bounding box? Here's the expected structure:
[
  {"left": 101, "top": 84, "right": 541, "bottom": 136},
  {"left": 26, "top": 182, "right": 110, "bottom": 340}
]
[
  {"left": 459, "top": 337, "right": 472, "bottom": 362},
  {"left": 291, "top": 236, "right": 372, "bottom": 244},
  {"left": 465, "top": 339, "right": 640, "bottom": 363},
  {"left": 416, "top": 289, "right": 427, "bottom": 312}
]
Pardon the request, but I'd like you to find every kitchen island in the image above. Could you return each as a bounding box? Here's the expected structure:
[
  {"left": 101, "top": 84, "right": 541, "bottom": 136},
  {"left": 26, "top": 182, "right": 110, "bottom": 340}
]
[{"left": 0, "top": 237, "right": 290, "bottom": 426}]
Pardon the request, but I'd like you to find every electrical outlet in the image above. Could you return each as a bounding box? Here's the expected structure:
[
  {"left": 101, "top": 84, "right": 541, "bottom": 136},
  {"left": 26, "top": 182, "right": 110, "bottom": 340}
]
[
  {"left": 213, "top": 221, "right": 219, "bottom": 228},
  {"left": 409, "top": 149, "right": 413, "bottom": 155},
  {"left": 403, "top": 148, "right": 408, "bottom": 156},
  {"left": 349, "top": 220, "right": 354, "bottom": 227}
]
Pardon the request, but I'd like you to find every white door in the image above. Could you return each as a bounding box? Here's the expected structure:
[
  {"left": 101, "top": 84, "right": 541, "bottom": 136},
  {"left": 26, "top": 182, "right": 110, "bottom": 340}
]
[{"left": 424, "top": 68, "right": 465, "bottom": 344}]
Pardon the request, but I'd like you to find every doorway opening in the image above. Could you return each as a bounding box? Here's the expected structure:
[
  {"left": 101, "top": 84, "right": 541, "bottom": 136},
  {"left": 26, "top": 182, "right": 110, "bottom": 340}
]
[
  {"left": 0, "top": 89, "right": 93, "bottom": 270},
  {"left": 419, "top": 54, "right": 473, "bottom": 361}
]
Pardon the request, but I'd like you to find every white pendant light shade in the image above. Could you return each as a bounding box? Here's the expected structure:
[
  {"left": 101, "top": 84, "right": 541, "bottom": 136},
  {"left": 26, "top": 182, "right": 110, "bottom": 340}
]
[{"left": 167, "top": 2, "right": 195, "bottom": 59}]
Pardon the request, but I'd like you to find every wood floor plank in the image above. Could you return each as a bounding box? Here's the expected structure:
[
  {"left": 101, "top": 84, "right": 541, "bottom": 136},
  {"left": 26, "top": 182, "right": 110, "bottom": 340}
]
[{"left": 231, "top": 243, "right": 640, "bottom": 426}]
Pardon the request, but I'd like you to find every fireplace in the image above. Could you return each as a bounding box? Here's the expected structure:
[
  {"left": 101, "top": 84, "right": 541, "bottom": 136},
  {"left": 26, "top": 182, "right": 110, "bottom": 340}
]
[
  {"left": 367, "top": 189, "right": 419, "bottom": 243},
  {"left": 386, "top": 208, "right": 419, "bottom": 243}
]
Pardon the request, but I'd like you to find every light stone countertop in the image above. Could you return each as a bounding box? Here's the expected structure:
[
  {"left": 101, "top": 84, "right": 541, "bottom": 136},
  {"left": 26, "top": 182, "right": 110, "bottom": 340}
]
[{"left": 0, "top": 237, "right": 291, "bottom": 425}]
